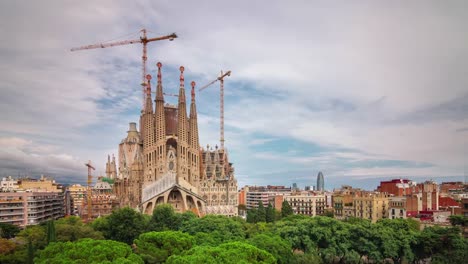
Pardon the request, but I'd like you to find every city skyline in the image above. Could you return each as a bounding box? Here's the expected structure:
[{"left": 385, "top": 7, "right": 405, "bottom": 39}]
[{"left": 1, "top": 1, "right": 467, "bottom": 190}]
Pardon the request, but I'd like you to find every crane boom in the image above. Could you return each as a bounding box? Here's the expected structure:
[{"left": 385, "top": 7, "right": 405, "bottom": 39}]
[
  {"left": 199, "top": 71, "right": 231, "bottom": 91},
  {"left": 70, "top": 34, "right": 177, "bottom": 51},
  {"left": 70, "top": 29, "right": 177, "bottom": 109},
  {"left": 199, "top": 70, "right": 231, "bottom": 149}
]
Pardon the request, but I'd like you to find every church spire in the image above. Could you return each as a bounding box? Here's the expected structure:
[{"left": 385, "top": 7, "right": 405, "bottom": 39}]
[
  {"left": 177, "top": 66, "right": 189, "bottom": 182},
  {"left": 178, "top": 66, "right": 186, "bottom": 103},
  {"left": 177, "top": 66, "right": 188, "bottom": 144},
  {"left": 144, "top": 74, "right": 153, "bottom": 114},
  {"left": 189, "top": 81, "right": 199, "bottom": 150},
  {"left": 155, "top": 62, "right": 164, "bottom": 102},
  {"left": 153, "top": 62, "right": 167, "bottom": 181}
]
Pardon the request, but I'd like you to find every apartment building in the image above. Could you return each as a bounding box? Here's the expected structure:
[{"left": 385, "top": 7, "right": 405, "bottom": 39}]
[
  {"left": 1, "top": 176, "right": 19, "bottom": 191},
  {"left": 284, "top": 193, "right": 326, "bottom": 216},
  {"left": 353, "top": 193, "right": 389, "bottom": 223},
  {"left": 388, "top": 196, "right": 407, "bottom": 219},
  {"left": 68, "top": 184, "right": 86, "bottom": 215},
  {"left": 242, "top": 185, "right": 291, "bottom": 209},
  {"left": 0, "top": 192, "right": 64, "bottom": 227}
]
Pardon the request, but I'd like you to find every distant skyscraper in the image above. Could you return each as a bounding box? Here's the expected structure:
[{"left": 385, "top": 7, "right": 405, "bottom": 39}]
[
  {"left": 316, "top": 171, "right": 324, "bottom": 191},
  {"left": 292, "top": 182, "right": 299, "bottom": 191}
]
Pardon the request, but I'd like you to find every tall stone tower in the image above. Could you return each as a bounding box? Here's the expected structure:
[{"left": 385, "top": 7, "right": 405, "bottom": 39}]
[
  {"left": 141, "top": 74, "right": 156, "bottom": 184},
  {"left": 154, "top": 62, "right": 166, "bottom": 181},
  {"left": 139, "top": 64, "right": 204, "bottom": 215},
  {"left": 188, "top": 81, "right": 200, "bottom": 190},
  {"left": 105, "top": 155, "right": 117, "bottom": 179}
]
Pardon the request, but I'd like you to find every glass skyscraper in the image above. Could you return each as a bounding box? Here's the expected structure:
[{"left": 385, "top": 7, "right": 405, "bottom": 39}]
[{"left": 316, "top": 171, "right": 324, "bottom": 191}]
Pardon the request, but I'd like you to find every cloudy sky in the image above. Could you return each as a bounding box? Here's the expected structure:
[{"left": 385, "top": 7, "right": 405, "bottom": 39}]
[{"left": 1, "top": 1, "right": 467, "bottom": 190}]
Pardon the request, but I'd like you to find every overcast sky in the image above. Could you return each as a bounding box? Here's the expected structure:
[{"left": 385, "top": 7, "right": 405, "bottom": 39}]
[{"left": 0, "top": 1, "right": 467, "bottom": 190}]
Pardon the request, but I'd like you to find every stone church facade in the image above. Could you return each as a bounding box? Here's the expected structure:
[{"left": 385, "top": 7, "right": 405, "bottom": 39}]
[{"left": 106, "top": 63, "right": 238, "bottom": 216}]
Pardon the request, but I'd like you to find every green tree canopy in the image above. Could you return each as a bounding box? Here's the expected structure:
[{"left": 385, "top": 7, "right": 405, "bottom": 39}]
[
  {"left": 247, "top": 208, "right": 258, "bottom": 223},
  {"left": 181, "top": 215, "right": 245, "bottom": 244},
  {"left": 46, "top": 220, "right": 56, "bottom": 244},
  {"left": 0, "top": 238, "right": 17, "bottom": 255},
  {"left": 448, "top": 215, "right": 467, "bottom": 227},
  {"left": 248, "top": 234, "right": 293, "bottom": 264},
  {"left": 17, "top": 225, "right": 47, "bottom": 249},
  {"left": 265, "top": 203, "right": 275, "bottom": 223},
  {"left": 166, "top": 241, "right": 276, "bottom": 264},
  {"left": 0, "top": 223, "right": 21, "bottom": 239},
  {"left": 147, "top": 204, "right": 197, "bottom": 232},
  {"left": 55, "top": 216, "right": 104, "bottom": 242},
  {"left": 134, "top": 231, "right": 194, "bottom": 263},
  {"left": 257, "top": 201, "right": 266, "bottom": 223},
  {"left": 281, "top": 200, "right": 293, "bottom": 218},
  {"left": 98, "top": 207, "right": 148, "bottom": 244},
  {"left": 148, "top": 204, "right": 181, "bottom": 231},
  {"left": 413, "top": 226, "right": 468, "bottom": 263},
  {"left": 34, "top": 238, "right": 143, "bottom": 264}
]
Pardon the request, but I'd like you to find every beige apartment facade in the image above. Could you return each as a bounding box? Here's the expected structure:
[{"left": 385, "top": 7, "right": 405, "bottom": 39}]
[
  {"left": 353, "top": 193, "right": 389, "bottom": 223},
  {"left": 284, "top": 193, "right": 326, "bottom": 217}
]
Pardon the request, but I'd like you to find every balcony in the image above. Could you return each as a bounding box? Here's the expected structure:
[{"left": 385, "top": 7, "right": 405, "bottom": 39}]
[
  {"left": 0, "top": 205, "right": 24, "bottom": 210},
  {"left": 0, "top": 211, "right": 24, "bottom": 216}
]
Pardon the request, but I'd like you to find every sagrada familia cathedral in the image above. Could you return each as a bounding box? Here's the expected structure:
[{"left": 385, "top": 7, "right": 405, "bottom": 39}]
[{"left": 105, "top": 63, "right": 238, "bottom": 217}]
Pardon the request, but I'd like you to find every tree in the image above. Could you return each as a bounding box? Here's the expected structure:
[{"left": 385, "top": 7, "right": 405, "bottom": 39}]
[
  {"left": 257, "top": 201, "right": 266, "bottom": 222},
  {"left": 281, "top": 200, "right": 293, "bottom": 218},
  {"left": 55, "top": 216, "right": 104, "bottom": 242},
  {"left": 148, "top": 204, "right": 184, "bottom": 231},
  {"left": 291, "top": 252, "right": 322, "bottom": 264},
  {"left": 449, "top": 215, "right": 467, "bottom": 226},
  {"left": 413, "top": 226, "right": 468, "bottom": 263},
  {"left": 246, "top": 208, "right": 258, "bottom": 223},
  {"left": 34, "top": 238, "right": 143, "bottom": 264},
  {"left": 134, "top": 231, "right": 194, "bottom": 263},
  {"left": 0, "top": 238, "right": 17, "bottom": 255},
  {"left": 26, "top": 240, "right": 34, "bottom": 264},
  {"left": 100, "top": 207, "right": 148, "bottom": 244},
  {"left": 266, "top": 203, "right": 275, "bottom": 223},
  {"left": 181, "top": 215, "right": 245, "bottom": 244},
  {"left": 46, "top": 220, "right": 56, "bottom": 244},
  {"left": 0, "top": 223, "right": 21, "bottom": 239},
  {"left": 17, "top": 225, "right": 47, "bottom": 250},
  {"left": 166, "top": 241, "right": 276, "bottom": 264},
  {"left": 248, "top": 234, "right": 293, "bottom": 264}
]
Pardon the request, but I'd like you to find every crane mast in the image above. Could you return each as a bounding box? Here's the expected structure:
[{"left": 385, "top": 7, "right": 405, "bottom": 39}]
[
  {"left": 84, "top": 160, "right": 95, "bottom": 223},
  {"left": 70, "top": 29, "right": 177, "bottom": 109},
  {"left": 199, "top": 70, "right": 231, "bottom": 149}
]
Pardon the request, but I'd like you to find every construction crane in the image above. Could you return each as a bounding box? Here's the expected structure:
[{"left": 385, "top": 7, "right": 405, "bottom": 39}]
[
  {"left": 199, "top": 70, "right": 232, "bottom": 149},
  {"left": 70, "top": 29, "right": 178, "bottom": 108},
  {"left": 84, "top": 160, "right": 95, "bottom": 223},
  {"left": 151, "top": 91, "right": 179, "bottom": 97}
]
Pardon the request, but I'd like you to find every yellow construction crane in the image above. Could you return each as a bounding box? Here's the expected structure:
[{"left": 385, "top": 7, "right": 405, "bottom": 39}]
[
  {"left": 71, "top": 29, "right": 177, "bottom": 109},
  {"left": 199, "top": 70, "right": 232, "bottom": 149},
  {"left": 84, "top": 160, "right": 95, "bottom": 222}
]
